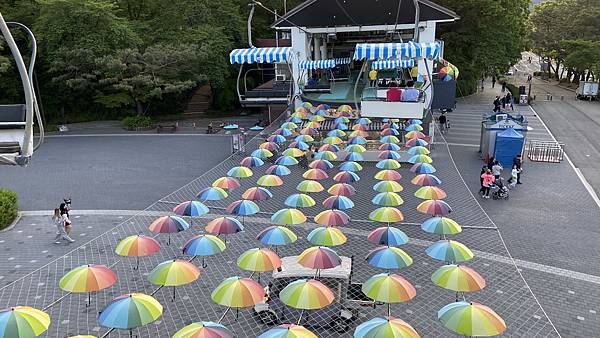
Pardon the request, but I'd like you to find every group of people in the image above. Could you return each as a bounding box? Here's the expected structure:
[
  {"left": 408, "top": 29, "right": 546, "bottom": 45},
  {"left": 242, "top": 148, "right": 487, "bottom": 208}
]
[
  {"left": 51, "top": 198, "right": 75, "bottom": 243},
  {"left": 493, "top": 92, "right": 514, "bottom": 112},
  {"left": 385, "top": 81, "right": 422, "bottom": 103},
  {"left": 479, "top": 155, "right": 523, "bottom": 198}
]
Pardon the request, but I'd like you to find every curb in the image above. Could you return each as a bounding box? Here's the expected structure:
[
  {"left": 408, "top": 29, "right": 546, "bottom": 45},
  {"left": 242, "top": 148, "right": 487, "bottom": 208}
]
[{"left": 0, "top": 212, "right": 22, "bottom": 233}]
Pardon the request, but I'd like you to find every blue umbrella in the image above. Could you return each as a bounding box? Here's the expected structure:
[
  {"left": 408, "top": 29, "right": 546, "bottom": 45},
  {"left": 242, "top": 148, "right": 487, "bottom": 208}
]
[
  {"left": 223, "top": 124, "right": 239, "bottom": 130},
  {"left": 380, "top": 135, "right": 400, "bottom": 144},
  {"left": 348, "top": 136, "right": 367, "bottom": 145},
  {"left": 226, "top": 199, "right": 260, "bottom": 216},
  {"left": 366, "top": 246, "right": 413, "bottom": 269},
  {"left": 367, "top": 226, "right": 409, "bottom": 246},
  {"left": 405, "top": 124, "right": 422, "bottom": 132},
  {"left": 173, "top": 201, "right": 209, "bottom": 216},
  {"left": 289, "top": 141, "right": 310, "bottom": 150},
  {"left": 379, "top": 143, "right": 401, "bottom": 151},
  {"left": 257, "top": 225, "right": 298, "bottom": 246},
  {"left": 281, "top": 122, "right": 298, "bottom": 130},
  {"left": 249, "top": 126, "right": 264, "bottom": 131},
  {"left": 411, "top": 162, "right": 437, "bottom": 174},
  {"left": 274, "top": 128, "right": 294, "bottom": 137},
  {"left": 339, "top": 161, "right": 363, "bottom": 172},
  {"left": 381, "top": 128, "right": 400, "bottom": 136},
  {"left": 327, "top": 129, "right": 346, "bottom": 138},
  {"left": 356, "top": 118, "right": 372, "bottom": 125},
  {"left": 409, "top": 119, "right": 423, "bottom": 125},
  {"left": 266, "top": 164, "right": 292, "bottom": 176},
  {"left": 290, "top": 117, "right": 303, "bottom": 124},
  {"left": 316, "top": 109, "right": 328, "bottom": 116},
  {"left": 334, "top": 123, "right": 348, "bottom": 130},
  {"left": 197, "top": 187, "right": 228, "bottom": 201},
  {"left": 322, "top": 195, "right": 354, "bottom": 210},
  {"left": 379, "top": 150, "right": 401, "bottom": 160},
  {"left": 345, "top": 152, "right": 364, "bottom": 161},
  {"left": 269, "top": 135, "right": 287, "bottom": 143},
  {"left": 376, "top": 159, "right": 401, "bottom": 170},
  {"left": 275, "top": 156, "right": 299, "bottom": 166}
]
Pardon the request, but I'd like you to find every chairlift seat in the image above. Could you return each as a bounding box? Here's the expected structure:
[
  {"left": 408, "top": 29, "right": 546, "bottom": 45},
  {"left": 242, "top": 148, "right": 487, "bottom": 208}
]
[{"left": 0, "top": 104, "right": 26, "bottom": 158}]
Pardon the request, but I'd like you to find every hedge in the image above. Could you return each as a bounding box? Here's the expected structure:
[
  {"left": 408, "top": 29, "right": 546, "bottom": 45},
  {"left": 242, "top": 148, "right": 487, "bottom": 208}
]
[{"left": 0, "top": 189, "right": 18, "bottom": 230}]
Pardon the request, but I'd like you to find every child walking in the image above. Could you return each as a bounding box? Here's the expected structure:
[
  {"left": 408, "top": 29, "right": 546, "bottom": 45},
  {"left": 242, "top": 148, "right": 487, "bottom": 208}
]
[{"left": 53, "top": 208, "right": 75, "bottom": 243}]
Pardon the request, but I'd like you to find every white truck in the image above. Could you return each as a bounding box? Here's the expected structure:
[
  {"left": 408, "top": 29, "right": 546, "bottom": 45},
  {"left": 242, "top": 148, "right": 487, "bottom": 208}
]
[{"left": 576, "top": 81, "right": 599, "bottom": 101}]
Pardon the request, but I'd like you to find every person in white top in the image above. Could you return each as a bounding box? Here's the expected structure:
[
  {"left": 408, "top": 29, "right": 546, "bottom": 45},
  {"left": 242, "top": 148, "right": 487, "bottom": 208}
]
[
  {"left": 491, "top": 161, "right": 503, "bottom": 180},
  {"left": 52, "top": 209, "right": 74, "bottom": 243}
]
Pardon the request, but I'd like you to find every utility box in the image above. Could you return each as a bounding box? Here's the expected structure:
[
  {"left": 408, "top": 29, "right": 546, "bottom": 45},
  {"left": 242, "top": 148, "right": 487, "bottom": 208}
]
[{"left": 576, "top": 81, "right": 599, "bottom": 101}]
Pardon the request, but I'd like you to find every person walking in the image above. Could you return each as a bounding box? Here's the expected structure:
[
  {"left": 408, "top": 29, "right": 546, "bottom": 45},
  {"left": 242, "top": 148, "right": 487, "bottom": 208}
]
[
  {"left": 438, "top": 112, "right": 448, "bottom": 134},
  {"left": 492, "top": 76, "right": 496, "bottom": 88},
  {"left": 59, "top": 198, "right": 74, "bottom": 238},
  {"left": 501, "top": 81, "right": 507, "bottom": 92},
  {"left": 508, "top": 164, "right": 519, "bottom": 188},
  {"left": 506, "top": 92, "right": 514, "bottom": 111},
  {"left": 512, "top": 154, "right": 523, "bottom": 184},
  {"left": 480, "top": 77, "right": 485, "bottom": 92},
  {"left": 492, "top": 161, "right": 503, "bottom": 180},
  {"left": 479, "top": 165, "right": 487, "bottom": 195},
  {"left": 52, "top": 209, "right": 74, "bottom": 243},
  {"left": 493, "top": 96, "right": 501, "bottom": 112},
  {"left": 481, "top": 169, "right": 495, "bottom": 199}
]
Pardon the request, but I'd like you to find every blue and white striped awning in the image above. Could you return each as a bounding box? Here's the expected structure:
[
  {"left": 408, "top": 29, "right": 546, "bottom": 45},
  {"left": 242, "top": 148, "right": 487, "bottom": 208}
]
[
  {"left": 371, "top": 59, "right": 415, "bottom": 70},
  {"left": 229, "top": 47, "right": 293, "bottom": 64},
  {"left": 334, "top": 57, "right": 351, "bottom": 65},
  {"left": 353, "top": 42, "right": 441, "bottom": 61},
  {"left": 298, "top": 59, "right": 337, "bottom": 69}
]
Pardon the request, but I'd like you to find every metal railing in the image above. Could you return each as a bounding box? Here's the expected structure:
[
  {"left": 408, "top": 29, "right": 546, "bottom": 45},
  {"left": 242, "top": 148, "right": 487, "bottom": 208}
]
[{"left": 526, "top": 140, "right": 564, "bottom": 163}]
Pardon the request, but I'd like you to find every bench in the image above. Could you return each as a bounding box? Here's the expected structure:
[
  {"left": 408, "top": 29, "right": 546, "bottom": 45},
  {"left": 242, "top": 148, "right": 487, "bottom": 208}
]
[{"left": 157, "top": 124, "right": 177, "bottom": 133}]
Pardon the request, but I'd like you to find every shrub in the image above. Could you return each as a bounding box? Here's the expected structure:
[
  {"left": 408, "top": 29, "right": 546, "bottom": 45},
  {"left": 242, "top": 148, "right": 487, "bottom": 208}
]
[
  {"left": 122, "top": 116, "right": 153, "bottom": 130},
  {"left": 0, "top": 189, "right": 18, "bottom": 230}
]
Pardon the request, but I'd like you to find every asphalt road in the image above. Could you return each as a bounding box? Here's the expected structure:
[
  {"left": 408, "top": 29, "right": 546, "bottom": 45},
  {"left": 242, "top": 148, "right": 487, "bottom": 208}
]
[{"left": 0, "top": 134, "right": 232, "bottom": 210}]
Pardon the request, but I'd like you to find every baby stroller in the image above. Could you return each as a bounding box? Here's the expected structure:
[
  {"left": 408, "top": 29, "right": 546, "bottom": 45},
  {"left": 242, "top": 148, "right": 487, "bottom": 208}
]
[{"left": 491, "top": 178, "right": 509, "bottom": 200}]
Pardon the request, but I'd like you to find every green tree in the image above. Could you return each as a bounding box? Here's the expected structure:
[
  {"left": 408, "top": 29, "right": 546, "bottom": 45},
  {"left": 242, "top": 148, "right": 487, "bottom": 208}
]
[{"left": 0, "top": 38, "right": 11, "bottom": 75}]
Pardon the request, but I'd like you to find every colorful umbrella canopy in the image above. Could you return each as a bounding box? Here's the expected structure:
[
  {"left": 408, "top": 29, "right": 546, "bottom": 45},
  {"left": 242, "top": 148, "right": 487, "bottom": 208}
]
[
  {"left": 314, "top": 151, "right": 337, "bottom": 161},
  {"left": 212, "top": 177, "right": 241, "bottom": 191},
  {"left": 267, "top": 135, "right": 287, "bottom": 143},
  {"left": 309, "top": 115, "right": 325, "bottom": 122},
  {"left": 297, "top": 180, "right": 324, "bottom": 193},
  {"left": 173, "top": 322, "right": 233, "bottom": 338},
  {"left": 354, "top": 316, "right": 420, "bottom": 338},
  {"left": 302, "top": 168, "right": 328, "bottom": 180},
  {"left": 348, "top": 136, "right": 367, "bottom": 145},
  {"left": 417, "top": 200, "right": 452, "bottom": 216},
  {"left": 366, "top": 246, "right": 413, "bottom": 269},
  {"left": 345, "top": 144, "right": 366, "bottom": 153},
  {"left": 367, "top": 227, "right": 408, "bottom": 246},
  {"left": 335, "top": 116, "right": 350, "bottom": 124},
  {"left": 148, "top": 216, "right": 190, "bottom": 234},
  {"left": 0, "top": 306, "right": 50, "bottom": 337},
  {"left": 405, "top": 124, "right": 424, "bottom": 132},
  {"left": 275, "top": 156, "right": 300, "bottom": 166},
  {"left": 285, "top": 193, "right": 316, "bottom": 208},
  {"left": 339, "top": 161, "right": 363, "bottom": 172},
  {"left": 410, "top": 162, "right": 436, "bottom": 174},
  {"left": 258, "top": 324, "right": 317, "bottom": 338},
  {"left": 279, "top": 279, "right": 334, "bottom": 310},
  {"left": 352, "top": 124, "right": 368, "bottom": 131},
  {"left": 226, "top": 199, "right": 260, "bottom": 216},
  {"left": 282, "top": 148, "right": 305, "bottom": 158},
  {"left": 271, "top": 208, "right": 307, "bottom": 225},
  {"left": 98, "top": 293, "right": 163, "bottom": 329},
  {"left": 273, "top": 128, "right": 293, "bottom": 137},
  {"left": 372, "top": 192, "right": 404, "bottom": 206},
  {"left": 414, "top": 186, "right": 447, "bottom": 200},
  {"left": 265, "top": 165, "right": 292, "bottom": 177},
  {"left": 322, "top": 195, "right": 354, "bottom": 210},
  {"left": 237, "top": 248, "right": 282, "bottom": 272},
  {"left": 227, "top": 166, "right": 253, "bottom": 178},
  {"left": 356, "top": 117, "right": 372, "bottom": 125},
  {"left": 197, "top": 187, "right": 228, "bottom": 201},
  {"left": 288, "top": 141, "right": 310, "bottom": 151},
  {"left": 115, "top": 235, "right": 160, "bottom": 257},
  {"left": 407, "top": 146, "right": 430, "bottom": 155},
  {"left": 333, "top": 171, "right": 361, "bottom": 183},
  {"left": 369, "top": 207, "right": 404, "bottom": 223},
  {"left": 333, "top": 122, "right": 348, "bottom": 130},
  {"left": 437, "top": 301, "right": 505, "bottom": 337},
  {"left": 432, "top": 265, "right": 486, "bottom": 292},
  {"left": 409, "top": 119, "right": 423, "bottom": 125},
  {"left": 405, "top": 131, "right": 426, "bottom": 139},
  {"left": 345, "top": 152, "right": 364, "bottom": 162},
  {"left": 323, "top": 136, "right": 343, "bottom": 145},
  {"left": 242, "top": 186, "right": 273, "bottom": 201},
  {"left": 380, "top": 135, "right": 400, "bottom": 144},
  {"left": 240, "top": 156, "right": 265, "bottom": 168},
  {"left": 328, "top": 183, "right": 357, "bottom": 196},
  {"left": 59, "top": 264, "right": 117, "bottom": 293},
  {"left": 405, "top": 138, "right": 428, "bottom": 147},
  {"left": 374, "top": 170, "right": 402, "bottom": 181},
  {"left": 376, "top": 159, "right": 401, "bottom": 170},
  {"left": 257, "top": 226, "right": 297, "bottom": 246},
  {"left": 426, "top": 240, "right": 474, "bottom": 264},
  {"left": 173, "top": 200, "right": 210, "bottom": 217},
  {"left": 251, "top": 148, "right": 274, "bottom": 159},
  {"left": 378, "top": 150, "right": 401, "bottom": 160},
  {"left": 295, "top": 134, "right": 315, "bottom": 143},
  {"left": 327, "top": 129, "right": 346, "bottom": 138},
  {"left": 299, "top": 127, "right": 319, "bottom": 136},
  {"left": 362, "top": 273, "right": 416, "bottom": 303},
  {"left": 307, "top": 227, "right": 347, "bottom": 246},
  {"left": 421, "top": 217, "right": 462, "bottom": 235},
  {"left": 183, "top": 234, "right": 226, "bottom": 256},
  {"left": 147, "top": 259, "right": 200, "bottom": 286},
  {"left": 211, "top": 277, "right": 265, "bottom": 308},
  {"left": 350, "top": 130, "right": 369, "bottom": 138},
  {"left": 281, "top": 121, "right": 298, "bottom": 129},
  {"left": 304, "top": 121, "right": 321, "bottom": 129},
  {"left": 314, "top": 209, "right": 350, "bottom": 226},
  {"left": 260, "top": 141, "right": 279, "bottom": 151},
  {"left": 258, "top": 174, "right": 284, "bottom": 187},
  {"left": 205, "top": 217, "right": 244, "bottom": 235},
  {"left": 373, "top": 180, "right": 404, "bottom": 193},
  {"left": 380, "top": 128, "right": 400, "bottom": 136},
  {"left": 408, "top": 154, "right": 433, "bottom": 164},
  {"left": 378, "top": 143, "right": 401, "bottom": 151},
  {"left": 297, "top": 246, "right": 342, "bottom": 270},
  {"left": 411, "top": 174, "right": 442, "bottom": 187},
  {"left": 318, "top": 144, "right": 340, "bottom": 153}
]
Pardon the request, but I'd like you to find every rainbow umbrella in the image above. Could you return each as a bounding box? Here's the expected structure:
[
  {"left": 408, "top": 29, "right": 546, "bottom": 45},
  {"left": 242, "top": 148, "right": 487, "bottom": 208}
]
[
  {"left": 260, "top": 141, "right": 279, "bottom": 151},
  {"left": 297, "top": 180, "right": 324, "bottom": 193},
  {"left": 345, "top": 152, "right": 364, "bottom": 162},
  {"left": 327, "top": 183, "right": 356, "bottom": 196},
  {"left": 294, "top": 106, "right": 308, "bottom": 114},
  {"left": 237, "top": 247, "right": 282, "bottom": 273},
  {"left": 288, "top": 141, "right": 310, "bottom": 151},
  {"left": 333, "top": 122, "right": 348, "bottom": 130},
  {"left": 349, "top": 130, "right": 368, "bottom": 138},
  {"left": 267, "top": 135, "right": 287, "bottom": 143},
  {"left": 411, "top": 174, "right": 442, "bottom": 186},
  {"left": 273, "top": 128, "right": 293, "bottom": 137},
  {"left": 380, "top": 135, "right": 400, "bottom": 144},
  {"left": 183, "top": 234, "right": 226, "bottom": 268},
  {"left": 257, "top": 226, "right": 298, "bottom": 246},
  {"left": 356, "top": 117, "right": 372, "bottom": 125},
  {"left": 227, "top": 166, "right": 253, "bottom": 178},
  {"left": 374, "top": 170, "right": 402, "bottom": 181},
  {"left": 373, "top": 180, "right": 404, "bottom": 193},
  {"left": 0, "top": 306, "right": 50, "bottom": 338},
  {"left": 211, "top": 276, "right": 265, "bottom": 310},
  {"left": 258, "top": 324, "right": 317, "bottom": 338},
  {"left": 212, "top": 177, "right": 241, "bottom": 191},
  {"left": 283, "top": 148, "right": 305, "bottom": 158},
  {"left": 279, "top": 279, "right": 334, "bottom": 311},
  {"left": 369, "top": 207, "right": 404, "bottom": 223},
  {"left": 352, "top": 124, "right": 368, "bottom": 131},
  {"left": 408, "top": 154, "right": 433, "bottom": 164},
  {"left": 295, "top": 135, "right": 314, "bottom": 143},
  {"left": 258, "top": 174, "right": 284, "bottom": 187},
  {"left": 432, "top": 265, "right": 486, "bottom": 295},
  {"left": 98, "top": 293, "right": 163, "bottom": 336},
  {"left": 148, "top": 216, "right": 190, "bottom": 245},
  {"left": 271, "top": 208, "right": 307, "bottom": 225},
  {"left": 335, "top": 117, "right": 350, "bottom": 124},
  {"left": 299, "top": 127, "right": 319, "bottom": 136},
  {"left": 318, "top": 144, "right": 340, "bottom": 153},
  {"left": 339, "top": 161, "right": 363, "bottom": 172},
  {"left": 251, "top": 148, "right": 274, "bottom": 159},
  {"left": 323, "top": 136, "right": 343, "bottom": 145},
  {"left": 265, "top": 165, "right": 292, "bottom": 177},
  {"left": 366, "top": 246, "right": 413, "bottom": 270},
  {"left": 372, "top": 192, "right": 404, "bottom": 206},
  {"left": 376, "top": 159, "right": 401, "bottom": 170},
  {"left": 205, "top": 217, "right": 244, "bottom": 240},
  {"left": 60, "top": 264, "right": 117, "bottom": 306},
  {"left": 148, "top": 259, "right": 200, "bottom": 300},
  {"left": 322, "top": 195, "right": 354, "bottom": 210},
  {"left": 304, "top": 121, "right": 321, "bottom": 129},
  {"left": 417, "top": 200, "right": 452, "bottom": 216},
  {"left": 348, "top": 136, "right": 367, "bottom": 145},
  {"left": 405, "top": 138, "right": 428, "bottom": 147},
  {"left": 314, "top": 209, "right": 350, "bottom": 226},
  {"left": 338, "top": 104, "right": 352, "bottom": 112},
  {"left": 115, "top": 235, "right": 160, "bottom": 270},
  {"left": 197, "top": 187, "right": 228, "bottom": 201},
  {"left": 173, "top": 322, "right": 233, "bottom": 338},
  {"left": 410, "top": 163, "right": 436, "bottom": 174},
  {"left": 437, "top": 301, "right": 505, "bottom": 336},
  {"left": 327, "top": 129, "right": 346, "bottom": 138},
  {"left": 285, "top": 193, "right": 316, "bottom": 208},
  {"left": 421, "top": 217, "right": 462, "bottom": 236},
  {"left": 362, "top": 273, "right": 416, "bottom": 315},
  {"left": 242, "top": 187, "right": 273, "bottom": 201},
  {"left": 333, "top": 171, "right": 360, "bottom": 183},
  {"left": 378, "top": 143, "right": 401, "bottom": 151},
  {"left": 297, "top": 246, "right": 342, "bottom": 273},
  {"left": 345, "top": 144, "right": 366, "bottom": 153},
  {"left": 275, "top": 156, "right": 300, "bottom": 166},
  {"left": 314, "top": 151, "right": 337, "bottom": 161},
  {"left": 367, "top": 227, "right": 408, "bottom": 246},
  {"left": 380, "top": 128, "right": 400, "bottom": 136},
  {"left": 240, "top": 156, "right": 265, "bottom": 168},
  {"left": 354, "top": 316, "right": 420, "bottom": 338},
  {"left": 382, "top": 122, "right": 400, "bottom": 129},
  {"left": 307, "top": 227, "right": 347, "bottom": 247},
  {"left": 409, "top": 119, "right": 422, "bottom": 125},
  {"left": 226, "top": 199, "right": 260, "bottom": 217},
  {"left": 405, "top": 124, "right": 423, "bottom": 132},
  {"left": 173, "top": 200, "right": 209, "bottom": 216},
  {"left": 407, "top": 146, "right": 430, "bottom": 155},
  {"left": 281, "top": 121, "right": 298, "bottom": 129},
  {"left": 426, "top": 240, "right": 474, "bottom": 264},
  {"left": 302, "top": 168, "right": 328, "bottom": 180},
  {"left": 378, "top": 150, "right": 401, "bottom": 160},
  {"left": 405, "top": 131, "right": 426, "bottom": 139},
  {"left": 309, "top": 115, "right": 325, "bottom": 122},
  {"left": 415, "top": 186, "right": 447, "bottom": 200}
]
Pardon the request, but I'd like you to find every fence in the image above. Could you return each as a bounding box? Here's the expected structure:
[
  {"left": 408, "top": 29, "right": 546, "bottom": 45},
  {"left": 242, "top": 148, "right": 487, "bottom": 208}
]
[{"left": 526, "top": 140, "right": 565, "bottom": 163}]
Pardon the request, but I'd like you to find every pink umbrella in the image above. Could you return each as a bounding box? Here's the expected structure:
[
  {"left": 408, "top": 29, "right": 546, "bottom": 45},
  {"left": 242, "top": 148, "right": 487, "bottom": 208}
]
[
  {"left": 297, "top": 246, "right": 342, "bottom": 278},
  {"left": 314, "top": 209, "right": 350, "bottom": 226}
]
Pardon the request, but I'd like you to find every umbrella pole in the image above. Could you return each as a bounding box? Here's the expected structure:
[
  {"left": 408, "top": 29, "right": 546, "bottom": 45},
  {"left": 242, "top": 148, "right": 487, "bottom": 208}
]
[
  {"left": 167, "top": 234, "right": 171, "bottom": 246},
  {"left": 87, "top": 292, "right": 91, "bottom": 307},
  {"left": 172, "top": 286, "right": 176, "bottom": 302},
  {"left": 135, "top": 257, "right": 139, "bottom": 270},
  {"left": 202, "top": 257, "right": 207, "bottom": 269}
]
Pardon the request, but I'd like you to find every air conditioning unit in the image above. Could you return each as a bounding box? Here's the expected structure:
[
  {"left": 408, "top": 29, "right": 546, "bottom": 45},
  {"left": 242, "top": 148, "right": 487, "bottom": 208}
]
[{"left": 276, "top": 74, "right": 287, "bottom": 82}]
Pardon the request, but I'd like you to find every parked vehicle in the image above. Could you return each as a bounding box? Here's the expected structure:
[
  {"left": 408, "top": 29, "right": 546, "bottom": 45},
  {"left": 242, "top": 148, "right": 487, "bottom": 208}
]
[{"left": 576, "top": 81, "right": 599, "bottom": 101}]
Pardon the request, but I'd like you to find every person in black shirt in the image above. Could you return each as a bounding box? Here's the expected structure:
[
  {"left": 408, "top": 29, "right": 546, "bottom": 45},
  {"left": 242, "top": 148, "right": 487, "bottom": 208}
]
[
  {"left": 493, "top": 96, "right": 501, "bottom": 112},
  {"left": 438, "top": 113, "right": 448, "bottom": 133}
]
